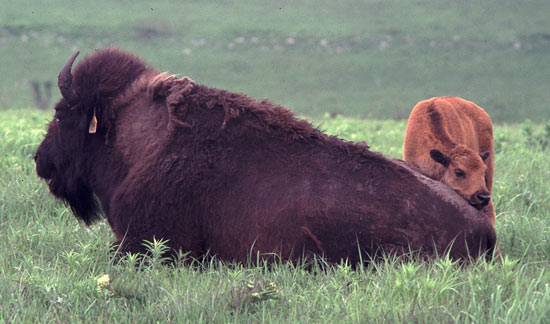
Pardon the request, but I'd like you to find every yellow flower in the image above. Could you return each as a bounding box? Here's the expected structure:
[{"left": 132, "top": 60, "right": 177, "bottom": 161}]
[{"left": 97, "top": 274, "right": 110, "bottom": 292}]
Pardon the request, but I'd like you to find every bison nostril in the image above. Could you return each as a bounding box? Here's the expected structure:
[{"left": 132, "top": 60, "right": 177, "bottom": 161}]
[{"left": 33, "top": 154, "right": 38, "bottom": 162}]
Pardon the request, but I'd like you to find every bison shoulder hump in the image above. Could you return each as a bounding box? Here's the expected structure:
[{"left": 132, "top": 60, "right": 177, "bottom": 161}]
[{"left": 147, "top": 72, "right": 195, "bottom": 103}]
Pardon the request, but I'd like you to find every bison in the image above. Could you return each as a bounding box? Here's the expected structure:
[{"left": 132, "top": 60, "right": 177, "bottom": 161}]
[
  {"left": 35, "top": 48, "right": 496, "bottom": 264},
  {"left": 403, "top": 97, "right": 496, "bottom": 225}
]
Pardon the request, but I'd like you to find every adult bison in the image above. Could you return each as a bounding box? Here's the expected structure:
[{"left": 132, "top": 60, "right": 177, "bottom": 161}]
[
  {"left": 35, "top": 49, "right": 496, "bottom": 264},
  {"left": 403, "top": 97, "right": 496, "bottom": 225}
]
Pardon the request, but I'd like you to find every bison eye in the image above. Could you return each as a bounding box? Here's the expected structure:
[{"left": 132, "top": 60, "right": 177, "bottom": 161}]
[
  {"left": 454, "top": 169, "right": 465, "bottom": 178},
  {"left": 54, "top": 111, "right": 66, "bottom": 123}
]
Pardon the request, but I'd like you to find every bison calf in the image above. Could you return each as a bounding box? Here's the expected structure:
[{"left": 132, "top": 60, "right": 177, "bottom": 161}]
[
  {"left": 35, "top": 49, "right": 496, "bottom": 264},
  {"left": 403, "top": 96, "right": 496, "bottom": 225}
]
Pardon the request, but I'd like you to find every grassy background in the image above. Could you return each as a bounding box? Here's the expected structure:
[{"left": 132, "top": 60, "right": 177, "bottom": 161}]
[
  {"left": 1, "top": 109, "right": 550, "bottom": 323},
  {"left": 2, "top": 0, "right": 550, "bottom": 322},
  {"left": 2, "top": 0, "right": 550, "bottom": 122}
]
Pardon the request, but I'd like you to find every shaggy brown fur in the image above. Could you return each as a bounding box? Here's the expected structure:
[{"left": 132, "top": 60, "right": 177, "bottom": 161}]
[
  {"left": 403, "top": 97, "right": 495, "bottom": 225},
  {"left": 35, "top": 49, "right": 497, "bottom": 264}
]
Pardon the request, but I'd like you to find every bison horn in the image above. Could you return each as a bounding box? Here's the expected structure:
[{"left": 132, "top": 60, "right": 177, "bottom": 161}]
[{"left": 58, "top": 51, "right": 80, "bottom": 104}]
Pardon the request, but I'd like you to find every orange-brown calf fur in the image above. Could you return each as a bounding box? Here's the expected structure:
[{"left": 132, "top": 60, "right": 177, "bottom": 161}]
[{"left": 403, "top": 97, "right": 495, "bottom": 225}]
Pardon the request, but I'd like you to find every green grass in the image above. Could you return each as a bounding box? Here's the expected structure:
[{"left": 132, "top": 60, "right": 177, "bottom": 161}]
[
  {"left": 1, "top": 109, "right": 550, "bottom": 323},
  {"left": 2, "top": 1, "right": 550, "bottom": 321},
  {"left": 2, "top": 0, "right": 550, "bottom": 122}
]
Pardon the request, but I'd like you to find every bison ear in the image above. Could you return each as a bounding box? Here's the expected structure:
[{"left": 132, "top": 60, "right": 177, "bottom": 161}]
[
  {"left": 480, "top": 151, "right": 490, "bottom": 161},
  {"left": 430, "top": 149, "right": 450, "bottom": 167}
]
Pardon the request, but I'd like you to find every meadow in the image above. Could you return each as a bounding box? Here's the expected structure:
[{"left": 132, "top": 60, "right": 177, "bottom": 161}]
[
  {"left": 1, "top": 109, "right": 550, "bottom": 323},
  {"left": 2, "top": 0, "right": 550, "bottom": 121},
  {"left": 2, "top": 0, "right": 550, "bottom": 322}
]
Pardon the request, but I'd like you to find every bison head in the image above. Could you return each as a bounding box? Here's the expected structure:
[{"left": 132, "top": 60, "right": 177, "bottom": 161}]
[
  {"left": 34, "top": 51, "right": 103, "bottom": 225},
  {"left": 429, "top": 145, "right": 491, "bottom": 210},
  {"left": 34, "top": 49, "right": 149, "bottom": 224}
]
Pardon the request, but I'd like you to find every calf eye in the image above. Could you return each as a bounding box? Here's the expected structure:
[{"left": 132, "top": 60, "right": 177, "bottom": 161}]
[{"left": 454, "top": 169, "right": 465, "bottom": 178}]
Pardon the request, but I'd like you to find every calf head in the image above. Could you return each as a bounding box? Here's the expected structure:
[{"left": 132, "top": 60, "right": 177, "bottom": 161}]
[{"left": 429, "top": 145, "right": 491, "bottom": 210}]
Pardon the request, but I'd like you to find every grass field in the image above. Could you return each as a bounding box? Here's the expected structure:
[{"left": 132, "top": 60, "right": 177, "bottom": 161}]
[
  {"left": 2, "top": 0, "right": 550, "bottom": 122},
  {"left": 2, "top": 0, "right": 550, "bottom": 322},
  {"left": 1, "top": 109, "right": 550, "bottom": 323}
]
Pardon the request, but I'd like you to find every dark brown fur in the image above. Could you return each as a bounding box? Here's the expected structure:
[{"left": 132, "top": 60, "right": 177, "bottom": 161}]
[
  {"left": 427, "top": 104, "right": 456, "bottom": 148},
  {"left": 35, "top": 48, "right": 497, "bottom": 264}
]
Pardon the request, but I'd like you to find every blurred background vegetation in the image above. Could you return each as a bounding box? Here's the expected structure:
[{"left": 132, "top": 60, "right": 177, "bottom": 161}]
[{"left": 1, "top": 0, "right": 549, "bottom": 122}]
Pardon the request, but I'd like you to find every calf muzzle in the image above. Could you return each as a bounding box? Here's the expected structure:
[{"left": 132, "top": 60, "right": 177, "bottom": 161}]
[{"left": 470, "top": 192, "right": 491, "bottom": 209}]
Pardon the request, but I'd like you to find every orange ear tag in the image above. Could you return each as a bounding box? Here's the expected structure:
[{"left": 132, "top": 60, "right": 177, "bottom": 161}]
[{"left": 89, "top": 108, "right": 98, "bottom": 134}]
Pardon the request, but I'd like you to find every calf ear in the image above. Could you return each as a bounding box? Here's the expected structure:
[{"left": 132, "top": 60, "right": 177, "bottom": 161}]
[
  {"left": 480, "top": 151, "right": 490, "bottom": 161},
  {"left": 430, "top": 149, "right": 450, "bottom": 167}
]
